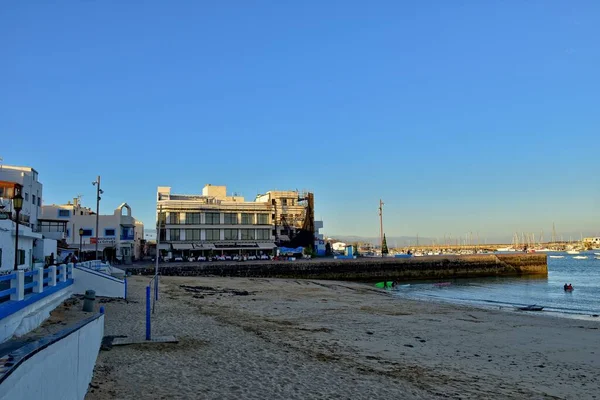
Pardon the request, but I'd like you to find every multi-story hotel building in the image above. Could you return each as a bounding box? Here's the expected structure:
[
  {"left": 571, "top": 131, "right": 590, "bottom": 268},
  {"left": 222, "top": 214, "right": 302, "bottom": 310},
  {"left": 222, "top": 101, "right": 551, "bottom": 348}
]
[{"left": 157, "top": 184, "right": 314, "bottom": 257}]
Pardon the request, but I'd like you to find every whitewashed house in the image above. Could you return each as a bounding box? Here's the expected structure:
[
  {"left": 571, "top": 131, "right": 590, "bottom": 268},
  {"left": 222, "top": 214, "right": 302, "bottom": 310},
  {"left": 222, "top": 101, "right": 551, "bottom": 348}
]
[{"left": 40, "top": 199, "right": 144, "bottom": 264}]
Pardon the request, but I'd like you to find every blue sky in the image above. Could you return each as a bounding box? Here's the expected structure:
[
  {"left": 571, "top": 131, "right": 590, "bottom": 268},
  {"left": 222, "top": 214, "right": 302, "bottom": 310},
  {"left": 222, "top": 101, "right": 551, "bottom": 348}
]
[{"left": 1, "top": 1, "right": 598, "bottom": 242}]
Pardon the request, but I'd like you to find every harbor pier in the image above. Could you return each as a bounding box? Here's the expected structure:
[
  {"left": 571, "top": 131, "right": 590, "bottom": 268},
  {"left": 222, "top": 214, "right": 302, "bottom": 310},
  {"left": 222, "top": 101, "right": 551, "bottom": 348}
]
[{"left": 126, "top": 253, "right": 547, "bottom": 282}]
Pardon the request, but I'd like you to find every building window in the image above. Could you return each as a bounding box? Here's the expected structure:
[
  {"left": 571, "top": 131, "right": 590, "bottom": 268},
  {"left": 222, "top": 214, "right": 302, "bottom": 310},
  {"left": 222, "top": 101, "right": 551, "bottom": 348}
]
[
  {"left": 185, "top": 213, "right": 201, "bottom": 225},
  {"left": 257, "top": 214, "right": 269, "bottom": 225},
  {"left": 256, "top": 229, "right": 270, "bottom": 240},
  {"left": 186, "top": 229, "right": 201, "bottom": 240},
  {"left": 205, "top": 213, "right": 220, "bottom": 225},
  {"left": 224, "top": 229, "right": 238, "bottom": 240},
  {"left": 66, "top": 229, "right": 70, "bottom": 237},
  {"left": 157, "top": 212, "right": 166, "bottom": 227},
  {"left": 24, "top": 193, "right": 29, "bottom": 201},
  {"left": 32, "top": 195, "right": 36, "bottom": 205},
  {"left": 38, "top": 197, "right": 41, "bottom": 207},
  {"left": 58, "top": 209, "right": 70, "bottom": 217},
  {"left": 105, "top": 229, "right": 116, "bottom": 236},
  {"left": 0, "top": 249, "right": 2, "bottom": 268},
  {"left": 241, "top": 213, "right": 254, "bottom": 225},
  {"left": 17, "top": 249, "right": 25, "bottom": 265},
  {"left": 205, "top": 229, "right": 220, "bottom": 241},
  {"left": 81, "top": 229, "right": 93, "bottom": 237},
  {"left": 159, "top": 228, "right": 166, "bottom": 241},
  {"left": 170, "top": 212, "right": 181, "bottom": 224},
  {"left": 281, "top": 199, "right": 288, "bottom": 206},
  {"left": 224, "top": 213, "right": 238, "bottom": 225},
  {"left": 170, "top": 229, "right": 181, "bottom": 241},
  {"left": 241, "top": 229, "right": 255, "bottom": 240}
]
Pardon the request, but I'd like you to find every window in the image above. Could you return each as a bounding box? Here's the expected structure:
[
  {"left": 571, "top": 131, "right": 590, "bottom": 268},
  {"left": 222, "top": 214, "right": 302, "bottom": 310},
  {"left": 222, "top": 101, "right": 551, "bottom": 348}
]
[
  {"left": 0, "top": 249, "right": 2, "bottom": 268},
  {"left": 205, "top": 229, "right": 220, "bottom": 241},
  {"left": 224, "top": 213, "right": 238, "bottom": 225},
  {"left": 159, "top": 228, "right": 166, "bottom": 241},
  {"left": 170, "top": 229, "right": 181, "bottom": 241},
  {"left": 37, "top": 197, "right": 41, "bottom": 207},
  {"left": 186, "top": 229, "right": 201, "bottom": 240},
  {"left": 257, "top": 214, "right": 269, "bottom": 225},
  {"left": 185, "top": 213, "right": 201, "bottom": 224},
  {"left": 170, "top": 212, "right": 181, "bottom": 224},
  {"left": 241, "top": 213, "right": 254, "bottom": 225},
  {"left": 224, "top": 229, "right": 238, "bottom": 240},
  {"left": 66, "top": 229, "right": 70, "bottom": 237},
  {"left": 17, "top": 250, "right": 25, "bottom": 265},
  {"left": 241, "top": 229, "right": 255, "bottom": 240},
  {"left": 256, "top": 229, "right": 270, "bottom": 240},
  {"left": 24, "top": 193, "right": 29, "bottom": 201},
  {"left": 81, "top": 229, "right": 93, "bottom": 237},
  {"left": 205, "top": 213, "right": 220, "bottom": 225},
  {"left": 32, "top": 195, "right": 36, "bottom": 205},
  {"left": 58, "top": 209, "right": 70, "bottom": 217},
  {"left": 157, "top": 212, "right": 166, "bottom": 227},
  {"left": 281, "top": 198, "right": 288, "bottom": 206},
  {"left": 105, "top": 229, "right": 116, "bottom": 236}
]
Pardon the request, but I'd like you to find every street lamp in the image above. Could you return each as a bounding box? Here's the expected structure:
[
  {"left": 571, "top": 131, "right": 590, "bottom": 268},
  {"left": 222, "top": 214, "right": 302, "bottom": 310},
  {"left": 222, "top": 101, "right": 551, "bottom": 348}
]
[
  {"left": 79, "top": 228, "right": 84, "bottom": 261},
  {"left": 92, "top": 176, "right": 103, "bottom": 260},
  {"left": 13, "top": 192, "right": 23, "bottom": 271}
]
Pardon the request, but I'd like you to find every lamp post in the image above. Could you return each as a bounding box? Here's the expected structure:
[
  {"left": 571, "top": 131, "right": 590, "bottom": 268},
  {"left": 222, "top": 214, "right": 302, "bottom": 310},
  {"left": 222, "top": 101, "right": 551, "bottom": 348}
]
[
  {"left": 13, "top": 192, "right": 23, "bottom": 271},
  {"left": 79, "top": 228, "right": 84, "bottom": 261},
  {"left": 92, "top": 176, "right": 103, "bottom": 260}
]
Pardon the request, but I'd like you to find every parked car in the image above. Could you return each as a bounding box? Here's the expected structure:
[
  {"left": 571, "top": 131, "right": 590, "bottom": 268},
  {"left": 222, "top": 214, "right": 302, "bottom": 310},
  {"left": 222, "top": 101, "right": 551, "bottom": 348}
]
[
  {"left": 260, "top": 254, "right": 270, "bottom": 260},
  {"left": 188, "top": 256, "right": 196, "bottom": 262},
  {"left": 232, "top": 255, "right": 240, "bottom": 261},
  {"left": 248, "top": 255, "right": 257, "bottom": 261},
  {"left": 174, "top": 256, "right": 184, "bottom": 262},
  {"left": 197, "top": 256, "right": 207, "bottom": 262}
]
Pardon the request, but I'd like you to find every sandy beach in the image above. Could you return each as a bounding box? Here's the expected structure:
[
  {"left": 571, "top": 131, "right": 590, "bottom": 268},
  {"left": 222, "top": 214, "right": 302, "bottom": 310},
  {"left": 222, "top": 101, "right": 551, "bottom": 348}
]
[{"left": 86, "top": 276, "right": 600, "bottom": 399}]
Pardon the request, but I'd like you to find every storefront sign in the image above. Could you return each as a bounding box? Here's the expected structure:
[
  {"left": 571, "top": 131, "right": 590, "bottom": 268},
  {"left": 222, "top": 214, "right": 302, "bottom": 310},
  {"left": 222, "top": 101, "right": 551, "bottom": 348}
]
[{"left": 90, "top": 237, "right": 116, "bottom": 245}]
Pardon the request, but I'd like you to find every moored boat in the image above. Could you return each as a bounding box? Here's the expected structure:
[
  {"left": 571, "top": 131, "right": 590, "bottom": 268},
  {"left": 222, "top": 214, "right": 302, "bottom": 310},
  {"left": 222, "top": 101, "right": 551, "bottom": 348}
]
[{"left": 573, "top": 256, "right": 588, "bottom": 260}]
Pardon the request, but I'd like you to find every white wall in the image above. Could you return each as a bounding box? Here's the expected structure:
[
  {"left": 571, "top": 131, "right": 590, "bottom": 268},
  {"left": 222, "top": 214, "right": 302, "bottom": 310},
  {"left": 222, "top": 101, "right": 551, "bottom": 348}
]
[
  {"left": 0, "top": 219, "right": 40, "bottom": 271},
  {"left": 0, "top": 314, "right": 104, "bottom": 400},
  {"left": 0, "top": 285, "right": 73, "bottom": 343},
  {"left": 72, "top": 267, "right": 125, "bottom": 298},
  {"left": 0, "top": 166, "right": 43, "bottom": 227}
]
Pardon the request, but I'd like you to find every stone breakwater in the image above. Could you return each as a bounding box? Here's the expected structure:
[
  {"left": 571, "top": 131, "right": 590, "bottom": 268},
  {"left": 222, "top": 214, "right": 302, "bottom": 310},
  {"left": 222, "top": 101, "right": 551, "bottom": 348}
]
[{"left": 126, "top": 253, "right": 547, "bottom": 281}]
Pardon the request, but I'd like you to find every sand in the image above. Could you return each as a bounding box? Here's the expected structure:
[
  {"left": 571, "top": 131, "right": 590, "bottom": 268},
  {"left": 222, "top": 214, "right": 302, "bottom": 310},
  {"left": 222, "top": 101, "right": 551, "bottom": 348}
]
[{"left": 86, "top": 276, "right": 600, "bottom": 399}]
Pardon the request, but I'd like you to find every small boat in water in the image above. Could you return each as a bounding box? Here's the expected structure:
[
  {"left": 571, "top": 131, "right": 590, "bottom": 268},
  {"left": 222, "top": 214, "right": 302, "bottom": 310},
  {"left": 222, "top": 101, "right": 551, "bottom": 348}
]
[
  {"left": 567, "top": 250, "right": 580, "bottom": 255},
  {"left": 573, "top": 256, "right": 588, "bottom": 260},
  {"left": 517, "top": 305, "right": 544, "bottom": 311},
  {"left": 549, "top": 255, "right": 565, "bottom": 259}
]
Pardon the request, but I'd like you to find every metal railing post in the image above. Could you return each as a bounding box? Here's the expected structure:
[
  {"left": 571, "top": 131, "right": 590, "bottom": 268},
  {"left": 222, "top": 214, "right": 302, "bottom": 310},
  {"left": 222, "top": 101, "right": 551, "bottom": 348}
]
[{"left": 146, "top": 285, "right": 151, "bottom": 340}]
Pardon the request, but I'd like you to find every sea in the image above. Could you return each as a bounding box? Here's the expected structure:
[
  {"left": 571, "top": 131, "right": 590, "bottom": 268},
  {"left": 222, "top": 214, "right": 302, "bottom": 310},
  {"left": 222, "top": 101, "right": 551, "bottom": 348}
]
[{"left": 392, "top": 251, "right": 600, "bottom": 320}]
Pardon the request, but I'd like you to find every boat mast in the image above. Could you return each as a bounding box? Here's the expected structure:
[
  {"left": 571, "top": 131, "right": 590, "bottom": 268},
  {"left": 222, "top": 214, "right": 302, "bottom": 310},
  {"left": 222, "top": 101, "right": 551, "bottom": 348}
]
[{"left": 378, "top": 199, "right": 384, "bottom": 252}]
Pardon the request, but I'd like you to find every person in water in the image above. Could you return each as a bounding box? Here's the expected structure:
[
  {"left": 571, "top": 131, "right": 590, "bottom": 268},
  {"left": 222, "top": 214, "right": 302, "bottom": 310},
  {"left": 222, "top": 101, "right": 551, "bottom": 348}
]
[{"left": 564, "top": 283, "right": 568, "bottom": 290}]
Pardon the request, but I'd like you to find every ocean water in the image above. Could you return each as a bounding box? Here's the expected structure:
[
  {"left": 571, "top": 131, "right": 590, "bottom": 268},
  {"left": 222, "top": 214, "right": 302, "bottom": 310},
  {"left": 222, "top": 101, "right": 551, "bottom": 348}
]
[{"left": 392, "top": 251, "right": 600, "bottom": 318}]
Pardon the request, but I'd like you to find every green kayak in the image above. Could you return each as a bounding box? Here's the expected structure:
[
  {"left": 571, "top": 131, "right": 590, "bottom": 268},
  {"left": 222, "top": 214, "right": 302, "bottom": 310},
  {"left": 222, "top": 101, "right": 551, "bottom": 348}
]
[{"left": 375, "top": 281, "right": 393, "bottom": 289}]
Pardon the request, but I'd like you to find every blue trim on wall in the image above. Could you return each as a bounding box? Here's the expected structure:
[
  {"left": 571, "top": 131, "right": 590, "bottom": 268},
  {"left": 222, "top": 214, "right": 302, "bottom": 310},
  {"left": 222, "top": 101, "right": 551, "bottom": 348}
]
[
  {"left": 81, "top": 228, "right": 93, "bottom": 237},
  {"left": 0, "top": 280, "right": 73, "bottom": 321},
  {"left": 104, "top": 228, "right": 116, "bottom": 236},
  {"left": 57, "top": 209, "right": 70, "bottom": 218}
]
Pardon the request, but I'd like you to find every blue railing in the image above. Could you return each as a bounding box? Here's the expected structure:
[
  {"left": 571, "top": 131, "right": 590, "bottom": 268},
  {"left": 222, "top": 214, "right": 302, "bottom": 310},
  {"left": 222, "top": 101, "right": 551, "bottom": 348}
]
[{"left": 0, "top": 264, "right": 74, "bottom": 320}]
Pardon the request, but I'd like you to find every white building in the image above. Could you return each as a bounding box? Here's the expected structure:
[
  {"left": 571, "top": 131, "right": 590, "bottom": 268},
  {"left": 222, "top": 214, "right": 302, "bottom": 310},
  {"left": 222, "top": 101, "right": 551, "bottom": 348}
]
[
  {"left": 40, "top": 198, "right": 144, "bottom": 264},
  {"left": 0, "top": 166, "right": 55, "bottom": 271},
  {"left": 157, "top": 184, "right": 315, "bottom": 258},
  {"left": 332, "top": 242, "right": 347, "bottom": 252}
]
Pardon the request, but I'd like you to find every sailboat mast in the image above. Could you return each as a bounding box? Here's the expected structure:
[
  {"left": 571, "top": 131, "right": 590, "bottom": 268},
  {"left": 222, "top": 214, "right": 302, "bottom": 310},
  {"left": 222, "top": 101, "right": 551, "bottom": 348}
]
[{"left": 378, "top": 199, "right": 384, "bottom": 251}]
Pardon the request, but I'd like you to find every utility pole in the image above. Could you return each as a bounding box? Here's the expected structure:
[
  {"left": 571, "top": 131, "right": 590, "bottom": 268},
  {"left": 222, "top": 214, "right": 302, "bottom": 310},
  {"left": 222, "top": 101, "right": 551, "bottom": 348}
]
[
  {"left": 378, "top": 199, "right": 384, "bottom": 252},
  {"left": 92, "top": 176, "right": 103, "bottom": 260}
]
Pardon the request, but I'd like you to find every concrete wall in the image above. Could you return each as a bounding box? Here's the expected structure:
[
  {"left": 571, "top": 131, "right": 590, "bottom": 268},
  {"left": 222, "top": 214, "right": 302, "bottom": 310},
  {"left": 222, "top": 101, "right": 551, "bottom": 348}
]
[
  {"left": 0, "top": 285, "right": 73, "bottom": 343},
  {"left": 0, "top": 314, "right": 104, "bottom": 400},
  {"left": 72, "top": 267, "right": 125, "bottom": 298},
  {"left": 126, "top": 254, "right": 548, "bottom": 281}
]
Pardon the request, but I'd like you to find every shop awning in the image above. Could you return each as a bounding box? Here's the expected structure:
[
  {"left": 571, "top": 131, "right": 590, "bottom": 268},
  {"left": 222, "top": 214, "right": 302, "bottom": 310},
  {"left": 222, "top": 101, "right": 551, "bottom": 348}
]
[
  {"left": 257, "top": 242, "right": 277, "bottom": 249},
  {"left": 173, "top": 243, "right": 193, "bottom": 250},
  {"left": 192, "top": 243, "right": 215, "bottom": 249},
  {"left": 158, "top": 243, "right": 171, "bottom": 250}
]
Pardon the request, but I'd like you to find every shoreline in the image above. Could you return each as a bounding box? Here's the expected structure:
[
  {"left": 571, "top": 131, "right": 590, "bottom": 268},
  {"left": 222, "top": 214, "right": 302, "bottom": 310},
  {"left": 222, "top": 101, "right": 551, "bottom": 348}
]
[{"left": 87, "top": 275, "right": 600, "bottom": 399}]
